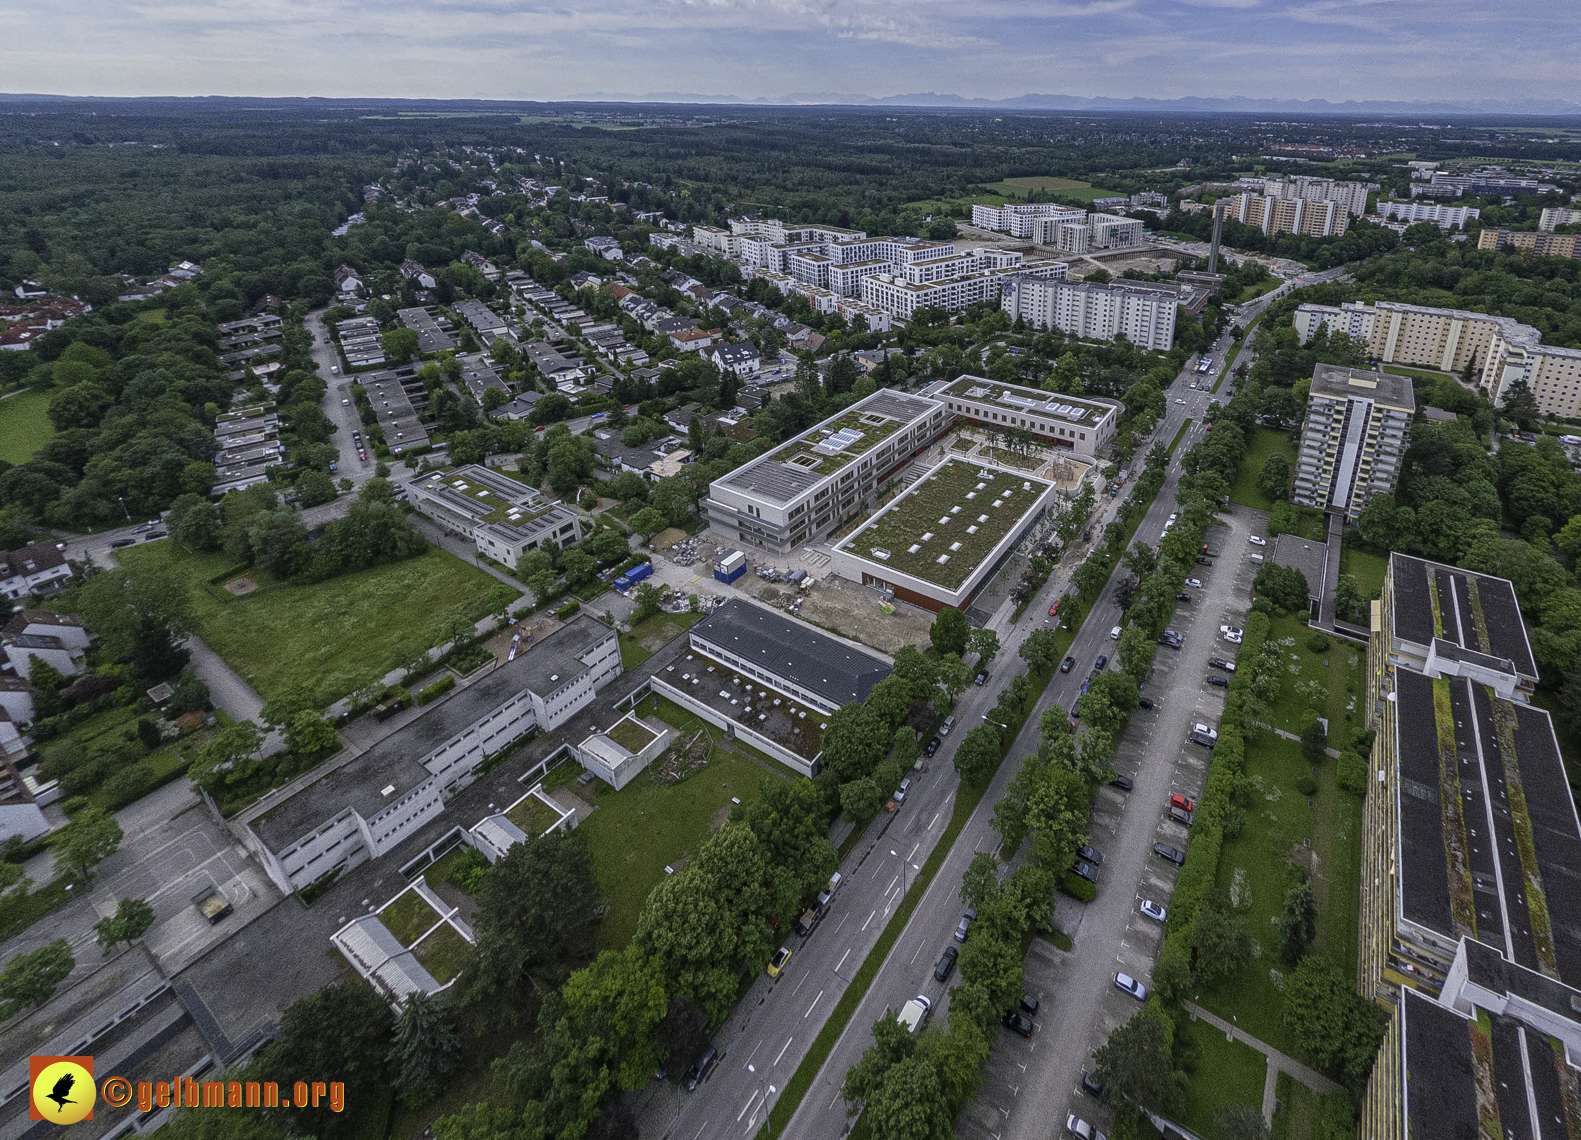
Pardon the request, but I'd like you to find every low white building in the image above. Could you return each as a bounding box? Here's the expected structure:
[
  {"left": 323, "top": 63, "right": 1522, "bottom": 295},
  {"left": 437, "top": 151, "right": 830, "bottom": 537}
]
[
  {"left": 244, "top": 616, "right": 620, "bottom": 894},
  {"left": 404, "top": 465, "right": 582, "bottom": 567},
  {"left": 704, "top": 342, "right": 761, "bottom": 378},
  {"left": 3, "top": 611, "right": 90, "bottom": 681}
]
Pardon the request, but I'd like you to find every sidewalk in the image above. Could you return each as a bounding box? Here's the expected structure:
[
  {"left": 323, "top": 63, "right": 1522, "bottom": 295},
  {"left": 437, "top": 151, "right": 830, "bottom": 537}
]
[{"left": 1182, "top": 1000, "right": 1343, "bottom": 1121}]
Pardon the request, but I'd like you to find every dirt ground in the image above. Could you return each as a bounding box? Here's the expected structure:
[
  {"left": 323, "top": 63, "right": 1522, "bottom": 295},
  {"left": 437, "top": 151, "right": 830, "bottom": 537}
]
[
  {"left": 735, "top": 572, "right": 931, "bottom": 656},
  {"left": 484, "top": 614, "right": 564, "bottom": 663}
]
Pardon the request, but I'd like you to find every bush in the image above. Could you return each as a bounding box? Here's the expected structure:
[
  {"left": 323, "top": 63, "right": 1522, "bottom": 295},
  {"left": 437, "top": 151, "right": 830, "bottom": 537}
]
[
  {"left": 1337, "top": 751, "right": 1368, "bottom": 796},
  {"left": 1059, "top": 872, "right": 1097, "bottom": 903},
  {"left": 415, "top": 675, "right": 456, "bottom": 706},
  {"left": 1306, "top": 633, "right": 1331, "bottom": 653},
  {"left": 446, "top": 847, "right": 489, "bottom": 894},
  {"left": 555, "top": 600, "right": 582, "bottom": 619},
  {"left": 102, "top": 762, "right": 159, "bottom": 810},
  {"left": 1295, "top": 775, "right": 1318, "bottom": 797},
  {"left": 59, "top": 795, "right": 89, "bottom": 816}
]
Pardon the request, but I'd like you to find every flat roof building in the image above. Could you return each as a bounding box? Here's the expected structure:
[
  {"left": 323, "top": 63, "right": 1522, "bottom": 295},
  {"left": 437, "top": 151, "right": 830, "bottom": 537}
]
[
  {"left": 1292, "top": 364, "right": 1414, "bottom": 521},
  {"left": 999, "top": 276, "right": 1179, "bottom": 351},
  {"left": 929, "top": 375, "right": 1122, "bottom": 458},
  {"left": 706, "top": 388, "right": 948, "bottom": 555},
  {"left": 403, "top": 464, "right": 581, "bottom": 567}
]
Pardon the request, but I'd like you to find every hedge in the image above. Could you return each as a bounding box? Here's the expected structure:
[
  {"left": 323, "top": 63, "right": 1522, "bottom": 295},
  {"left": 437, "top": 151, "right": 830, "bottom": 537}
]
[
  {"left": 1060, "top": 873, "right": 1097, "bottom": 903},
  {"left": 415, "top": 675, "right": 456, "bottom": 705}
]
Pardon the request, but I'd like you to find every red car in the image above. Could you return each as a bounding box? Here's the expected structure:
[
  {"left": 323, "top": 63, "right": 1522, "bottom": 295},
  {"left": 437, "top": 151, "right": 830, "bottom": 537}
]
[
  {"left": 1170, "top": 793, "right": 1197, "bottom": 813},
  {"left": 1048, "top": 599, "right": 1063, "bottom": 617}
]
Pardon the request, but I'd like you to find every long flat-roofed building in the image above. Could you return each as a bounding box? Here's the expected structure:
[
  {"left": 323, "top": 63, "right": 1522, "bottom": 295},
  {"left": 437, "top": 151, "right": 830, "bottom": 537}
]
[
  {"left": 928, "top": 375, "right": 1122, "bottom": 458},
  {"left": 1361, "top": 553, "right": 1581, "bottom": 1011},
  {"left": 404, "top": 464, "right": 581, "bottom": 566},
  {"left": 705, "top": 389, "right": 948, "bottom": 554},
  {"left": 1292, "top": 364, "right": 1414, "bottom": 521}
]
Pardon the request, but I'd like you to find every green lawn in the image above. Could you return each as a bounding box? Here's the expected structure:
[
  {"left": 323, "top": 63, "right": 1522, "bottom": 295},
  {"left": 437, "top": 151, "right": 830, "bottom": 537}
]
[
  {"left": 413, "top": 923, "right": 472, "bottom": 984},
  {"left": 118, "top": 543, "right": 507, "bottom": 704},
  {"left": 1177, "top": 1020, "right": 1269, "bottom": 1135},
  {"left": 0, "top": 390, "right": 53, "bottom": 465},
  {"left": 379, "top": 890, "right": 441, "bottom": 946},
  {"left": 619, "top": 611, "right": 702, "bottom": 669},
  {"left": 1229, "top": 427, "right": 1299, "bottom": 512},
  {"left": 1342, "top": 548, "right": 1387, "bottom": 604},
  {"left": 572, "top": 715, "right": 791, "bottom": 949},
  {"left": 1200, "top": 619, "right": 1365, "bottom": 1053},
  {"left": 1271, "top": 1070, "right": 1320, "bottom": 1140}
]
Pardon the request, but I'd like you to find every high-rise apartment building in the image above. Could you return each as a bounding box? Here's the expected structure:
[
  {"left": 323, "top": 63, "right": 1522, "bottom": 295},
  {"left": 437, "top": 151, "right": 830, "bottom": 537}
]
[
  {"left": 998, "top": 276, "right": 1178, "bottom": 351},
  {"left": 1044, "top": 213, "right": 1146, "bottom": 254},
  {"left": 1478, "top": 228, "right": 1581, "bottom": 259},
  {"left": 970, "top": 202, "right": 1086, "bottom": 237},
  {"left": 1291, "top": 364, "right": 1413, "bottom": 520},
  {"left": 1357, "top": 553, "right": 1581, "bottom": 1140},
  {"left": 1539, "top": 206, "right": 1581, "bottom": 232},
  {"left": 1230, "top": 192, "right": 1350, "bottom": 238},
  {"left": 1376, "top": 200, "right": 1480, "bottom": 230},
  {"left": 1263, "top": 175, "right": 1376, "bottom": 217}
]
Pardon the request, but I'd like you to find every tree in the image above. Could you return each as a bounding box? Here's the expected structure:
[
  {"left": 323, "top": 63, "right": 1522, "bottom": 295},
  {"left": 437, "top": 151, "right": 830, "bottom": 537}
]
[
  {"left": 961, "top": 851, "right": 1000, "bottom": 909},
  {"left": 1301, "top": 718, "right": 1329, "bottom": 764},
  {"left": 558, "top": 548, "right": 597, "bottom": 588},
  {"left": 0, "top": 940, "right": 74, "bottom": 1019},
  {"left": 249, "top": 509, "right": 311, "bottom": 579},
  {"left": 928, "top": 607, "right": 968, "bottom": 658},
  {"left": 1333, "top": 573, "right": 1366, "bottom": 623},
  {"left": 259, "top": 982, "right": 394, "bottom": 1137},
  {"left": 285, "top": 711, "right": 340, "bottom": 758},
  {"left": 1215, "top": 1104, "right": 1272, "bottom": 1140},
  {"left": 1283, "top": 956, "right": 1389, "bottom": 1095},
  {"left": 382, "top": 326, "right": 420, "bottom": 364},
  {"left": 821, "top": 702, "right": 891, "bottom": 782},
  {"left": 630, "top": 506, "right": 668, "bottom": 538},
  {"left": 1093, "top": 1008, "right": 1180, "bottom": 1116},
  {"left": 953, "top": 725, "right": 1003, "bottom": 785},
  {"left": 1501, "top": 375, "right": 1540, "bottom": 432},
  {"left": 1257, "top": 452, "right": 1292, "bottom": 502},
  {"left": 94, "top": 897, "right": 156, "bottom": 950},
  {"left": 295, "top": 469, "right": 338, "bottom": 508},
  {"left": 866, "top": 1057, "right": 954, "bottom": 1140},
  {"left": 563, "top": 943, "right": 670, "bottom": 1090},
  {"left": 77, "top": 565, "right": 193, "bottom": 685},
  {"left": 1018, "top": 628, "right": 1062, "bottom": 674},
  {"left": 1253, "top": 562, "right": 1310, "bottom": 613},
  {"left": 840, "top": 778, "right": 883, "bottom": 825},
  {"left": 734, "top": 777, "right": 836, "bottom": 898},
  {"left": 967, "top": 626, "right": 999, "bottom": 664},
  {"left": 54, "top": 807, "right": 122, "bottom": 885},
  {"left": 1192, "top": 896, "right": 1255, "bottom": 988},
  {"left": 188, "top": 720, "right": 265, "bottom": 796},
  {"left": 655, "top": 994, "right": 708, "bottom": 1071},
  {"left": 631, "top": 581, "right": 663, "bottom": 624},
  {"left": 866, "top": 674, "right": 913, "bottom": 730},
  {"left": 934, "top": 655, "right": 974, "bottom": 704},
  {"left": 387, "top": 991, "right": 460, "bottom": 1105},
  {"left": 1277, "top": 878, "right": 1318, "bottom": 963}
]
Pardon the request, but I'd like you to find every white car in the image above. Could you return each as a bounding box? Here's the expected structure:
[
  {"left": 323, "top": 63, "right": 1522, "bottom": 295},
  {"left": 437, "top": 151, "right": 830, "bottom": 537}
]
[
  {"left": 1175, "top": 398, "right": 1187, "bottom": 405},
  {"left": 1140, "top": 899, "right": 1167, "bottom": 922},
  {"left": 1191, "top": 722, "right": 1220, "bottom": 742},
  {"left": 1066, "top": 1115, "right": 1107, "bottom": 1140},
  {"left": 1110, "top": 625, "right": 1122, "bottom": 640},
  {"left": 1249, "top": 535, "right": 1267, "bottom": 546},
  {"left": 1114, "top": 972, "right": 1148, "bottom": 1001},
  {"left": 1220, "top": 626, "right": 1244, "bottom": 645},
  {"left": 1185, "top": 578, "right": 1203, "bottom": 589}
]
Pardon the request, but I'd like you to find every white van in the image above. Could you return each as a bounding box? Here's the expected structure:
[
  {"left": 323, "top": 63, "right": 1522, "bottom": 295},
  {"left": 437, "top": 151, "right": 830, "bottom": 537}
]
[
  {"left": 1110, "top": 625, "right": 1122, "bottom": 640},
  {"left": 898, "top": 995, "right": 932, "bottom": 1034}
]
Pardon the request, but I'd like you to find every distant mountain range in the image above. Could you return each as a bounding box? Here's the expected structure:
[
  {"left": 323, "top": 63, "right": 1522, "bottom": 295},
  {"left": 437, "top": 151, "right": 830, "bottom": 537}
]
[{"left": 576, "top": 90, "right": 1581, "bottom": 117}]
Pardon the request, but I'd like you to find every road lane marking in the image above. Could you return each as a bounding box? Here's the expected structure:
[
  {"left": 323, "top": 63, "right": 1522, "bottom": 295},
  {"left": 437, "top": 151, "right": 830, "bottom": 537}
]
[
  {"left": 862, "top": 910, "right": 876, "bottom": 931},
  {"left": 910, "top": 939, "right": 926, "bottom": 964},
  {"left": 738, "top": 1090, "right": 763, "bottom": 1121},
  {"left": 835, "top": 948, "right": 850, "bottom": 973},
  {"left": 805, "top": 990, "right": 824, "bottom": 1018},
  {"left": 930, "top": 812, "right": 940, "bottom": 829},
  {"left": 885, "top": 875, "right": 899, "bottom": 896},
  {"left": 792, "top": 973, "right": 807, "bottom": 997},
  {"left": 833, "top": 913, "right": 847, "bottom": 933},
  {"left": 774, "top": 1036, "right": 793, "bottom": 1066},
  {"left": 907, "top": 842, "right": 919, "bottom": 859}
]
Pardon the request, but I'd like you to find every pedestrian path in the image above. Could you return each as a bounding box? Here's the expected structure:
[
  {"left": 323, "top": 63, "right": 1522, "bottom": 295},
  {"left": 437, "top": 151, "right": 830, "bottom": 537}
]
[
  {"left": 1182, "top": 1001, "right": 1343, "bottom": 1121},
  {"left": 1263, "top": 724, "right": 1342, "bottom": 758}
]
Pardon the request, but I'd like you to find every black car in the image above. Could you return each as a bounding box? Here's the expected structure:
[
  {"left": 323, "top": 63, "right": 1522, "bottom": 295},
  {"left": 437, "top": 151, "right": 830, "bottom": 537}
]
[
  {"left": 1153, "top": 843, "right": 1186, "bottom": 865},
  {"left": 144, "top": 531, "right": 167, "bottom": 540},
  {"left": 1019, "top": 994, "right": 1040, "bottom": 1016},
  {"left": 1060, "top": 656, "right": 1076, "bottom": 674},
  {"left": 684, "top": 1043, "right": 718, "bottom": 1091},
  {"left": 934, "top": 945, "right": 958, "bottom": 982},
  {"left": 1094, "top": 654, "right": 1107, "bottom": 670},
  {"left": 1078, "top": 844, "right": 1104, "bottom": 866},
  {"left": 1070, "top": 697, "right": 1083, "bottom": 720},
  {"left": 975, "top": 671, "right": 988, "bottom": 686},
  {"left": 111, "top": 538, "right": 136, "bottom": 548},
  {"left": 1208, "top": 658, "right": 1236, "bottom": 672},
  {"left": 1001, "top": 1011, "right": 1035, "bottom": 1038},
  {"left": 1080, "top": 1070, "right": 1105, "bottom": 1098},
  {"left": 1176, "top": 593, "right": 1191, "bottom": 602},
  {"left": 1206, "top": 674, "right": 1229, "bottom": 688},
  {"left": 1109, "top": 774, "right": 1134, "bottom": 792},
  {"left": 1137, "top": 697, "right": 1155, "bottom": 710},
  {"left": 1196, "top": 555, "right": 1213, "bottom": 565},
  {"left": 924, "top": 736, "right": 941, "bottom": 757},
  {"left": 1071, "top": 860, "right": 1098, "bottom": 883}
]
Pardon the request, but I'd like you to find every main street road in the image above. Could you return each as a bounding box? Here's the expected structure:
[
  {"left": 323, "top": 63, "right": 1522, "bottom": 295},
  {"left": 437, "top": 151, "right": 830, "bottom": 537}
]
[{"left": 764, "top": 332, "right": 1235, "bottom": 1140}]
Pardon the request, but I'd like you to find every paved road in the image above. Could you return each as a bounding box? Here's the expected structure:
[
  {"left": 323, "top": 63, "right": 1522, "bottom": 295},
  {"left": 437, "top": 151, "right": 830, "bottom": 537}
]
[
  {"left": 765, "top": 330, "right": 1242, "bottom": 1140},
  {"left": 305, "top": 307, "right": 380, "bottom": 490}
]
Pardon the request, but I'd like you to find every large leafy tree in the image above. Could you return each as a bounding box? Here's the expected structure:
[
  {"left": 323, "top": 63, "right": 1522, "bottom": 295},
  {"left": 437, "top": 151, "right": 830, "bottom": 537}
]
[
  {"left": 1093, "top": 1008, "right": 1181, "bottom": 1117},
  {"left": 53, "top": 806, "right": 123, "bottom": 884},
  {"left": 0, "top": 940, "right": 74, "bottom": 1020},
  {"left": 77, "top": 564, "right": 194, "bottom": 685},
  {"left": 258, "top": 982, "right": 394, "bottom": 1137}
]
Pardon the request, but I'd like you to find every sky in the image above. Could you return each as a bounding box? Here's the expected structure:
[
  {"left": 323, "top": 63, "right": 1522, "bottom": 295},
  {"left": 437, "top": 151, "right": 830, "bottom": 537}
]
[{"left": 3, "top": 0, "right": 1578, "bottom": 109}]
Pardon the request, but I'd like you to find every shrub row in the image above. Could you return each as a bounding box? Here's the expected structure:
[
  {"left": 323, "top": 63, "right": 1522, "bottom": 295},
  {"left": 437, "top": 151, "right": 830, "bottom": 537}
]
[{"left": 415, "top": 675, "right": 456, "bottom": 706}]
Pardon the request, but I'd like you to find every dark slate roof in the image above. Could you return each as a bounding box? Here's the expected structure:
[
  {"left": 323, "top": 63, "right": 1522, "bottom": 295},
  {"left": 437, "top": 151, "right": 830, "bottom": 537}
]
[
  {"left": 1400, "top": 988, "right": 1479, "bottom": 1138},
  {"left": 690, "top": 599, "right": 891, "bottom": 707},
  {"left": 1389, "top": 554, "right": 1537, "bottom": 679}
]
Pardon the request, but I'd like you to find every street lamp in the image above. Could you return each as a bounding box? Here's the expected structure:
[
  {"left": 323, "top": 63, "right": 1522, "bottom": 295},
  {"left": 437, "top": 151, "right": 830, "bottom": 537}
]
[
  {"left": 116, "top": 496, "right": 131, "bottom": 522},
  {"left": 764, "top": 1084, "right": 778, "bottom": 1136}
]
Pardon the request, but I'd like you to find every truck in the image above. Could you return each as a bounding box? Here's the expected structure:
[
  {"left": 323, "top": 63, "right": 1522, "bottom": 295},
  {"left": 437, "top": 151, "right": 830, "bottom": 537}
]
[
  {"left": 614, "top": 562, "right": 654, "bottom": 592},
  {"left": 192, "top": 885, "right": 233, "bottom": 925},
  {"left": 897, "top": 995, "right": 932, "bottom": 1034},
  {"left": 713, "top": 550, "right": 747, "bottom": 585}
]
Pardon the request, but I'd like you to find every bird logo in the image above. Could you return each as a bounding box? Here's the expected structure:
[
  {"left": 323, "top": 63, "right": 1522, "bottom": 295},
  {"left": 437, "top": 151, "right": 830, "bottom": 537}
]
[{"left": 29, "top": 1057, "right": 95, "bottom": 1124}]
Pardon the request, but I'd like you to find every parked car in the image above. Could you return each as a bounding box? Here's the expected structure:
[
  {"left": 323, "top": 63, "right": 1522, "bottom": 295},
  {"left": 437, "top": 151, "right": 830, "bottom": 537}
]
[
  {"left": 1071, "top": 860, "right": 1098, "bottom": 883},
  {"left": 1204, "top": 547, "right": 1220, "bottom": 557},
  {"left": 1094, "top": 654, "right": 1107, "bottom": 670},
  {"left": 1114, "top": 972, "right": 1148, "bottom": 1001},
  {"left": 1109, "top": 774, "right": 1134, "bottom": 792},
  {"left": 767, "top": 946, "right": 793, "bottom": 977},
  {"left": 939, "top": 715, "right": 956, "bottom": 736},
  {"left": 1206, "top": 674, "right": 1229, "bottom": 688},
  {"left": 1176, "top": 592, "right": 1191, "bottom": 603},
  {"left": 893, "top": 777, "right": 912, "bottom": 804},
  {"left": 1077, "top": 844, "right": 1104, "bottom": 865},
  {"left": 934, "top": 945, "right": 958, "bottom": 982},
  {"left": 1001, "top": 1010, "right": 1035, "bottom": 1037},
  {"left": 684, "top": 1043, "right": 718, "bottom": 1091},
  {"left": 1049, "top": 600, "right": 1062, "bottom": 617},
  {"left": 1066, "top": 1113, "right": 1107, "bottom": 1140},
  {"left": 111, "top": 538, "right": 136, "bottom": 548},
  {"left": 1019, "top": 994, "right": 1040, "bottom": 1016},
  {"left": 1185, "top": 578, "right": 1203, "bottom": 588},
  {"left": 1208, "top": 658, "right": 1236, "bottom": 672},
  {"left": 1080, "top": 1071, "right": 1105, "bottom": 1098},
  {"left": 1220, "top": 626, "right": 1244, "bottom": 645},
  {"left": 1060, "top": 656, "right": 1076, "bottom": 673},
  {"left": 1171, "top": 793, "right": 1198, "bottom": 812},
  {"left": 975, "top": 671, "right": 989, "bottom": 686},
  {"left": 954, "top": 908, "right": 977, "bottom": 943},
  {"left": 1168, "top": 805, "right": 1195, "bottom": 826},
  {"left": 1140, "top": 899, "right": 1167, "bottom": 922},
  {"left": 1136, "top": 697, "right": 1155, "bottom": 710},
  {"left": 1154, "top": 843, "right": 1186, "bottom": 865},
  {"left": 925, "top": 736, "right": 941, "bottom": 757},
  {"left": 1197, "top": 555, "right": 1214, "bottom": 565},
  {"left": 1249, "top": 535, "right": 1267, "bottom": 546},
  {"left": 1110, "top": 625, "right": 1122, "bottom": 640}
]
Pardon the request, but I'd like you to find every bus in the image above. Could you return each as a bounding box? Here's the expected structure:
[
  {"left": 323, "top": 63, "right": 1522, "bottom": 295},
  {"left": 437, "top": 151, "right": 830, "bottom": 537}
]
[{"left": 1197, "top": 356, "right": 1214, "bottom": 375}]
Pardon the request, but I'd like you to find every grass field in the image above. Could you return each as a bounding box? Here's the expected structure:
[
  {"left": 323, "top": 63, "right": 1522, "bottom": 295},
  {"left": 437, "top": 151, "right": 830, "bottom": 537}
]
[
  {"left": 1177, "top": 1021, "right": 1269, "bottom": 1135},
  {"left": 1228, "top": 427, "right": 1299, "bottom": 511},
  {"left": 1198, "top": 616, "right": 1365, "bottom": 1054},
  {"left": 118, "top": 543, "right": 507, "bottom": 704},
  {"left": 0, "top": 390, "right": 53, "bottom": 465},
  {"left": 983, "top": 176, "right": 1091, "bottom": 194},
  {"left": 570, "top": 702, "right": 791, "bottom": 949},
  {"left": 619, "top": 611, "right": 703, "bottom": 669},
  {"left": 1342, "top": 548, "right": 1387, "bottom": 603}
]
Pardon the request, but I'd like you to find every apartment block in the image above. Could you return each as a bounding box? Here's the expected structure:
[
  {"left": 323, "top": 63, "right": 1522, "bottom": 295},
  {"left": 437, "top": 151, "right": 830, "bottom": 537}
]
[
  {"left": 1377, "top": 200, "right": 1481, "bottom": 230},
  {"left": 1230, "top": 193, "right": 1349, "bottom": 238},
  {"left": 1293, "top": 300, "right": 1511, "bottom": 379},
  {"left": 1291, "top": 364, "right": 1413, "bottom": 521},
  {"left": 1478, "top": 228, "right": 1581, "bottom": 259},
  {"left": 1539, "top": 206, "right": 1581, "bottom": 232},
  {"left": 1359, "top": 553, "right": 1581, "bottom": 1010},
  {"left": 970, "top": 202, "right": 1085, "bottom": 238},
  {"left": 860, "top": 263, "right": 1064, "bottom": 321},
  {"left": 1046, "top": 213, "right": 1146, "bottom": 255},
  {"left": 999, "top": 276, "right": 1179, "bottom": 351},
  {"left": 705, "top": 389, "right": 948, "bottom": 554},
  {"left": 1262, "top": 175, "right": 1375, "bottom": 217}
]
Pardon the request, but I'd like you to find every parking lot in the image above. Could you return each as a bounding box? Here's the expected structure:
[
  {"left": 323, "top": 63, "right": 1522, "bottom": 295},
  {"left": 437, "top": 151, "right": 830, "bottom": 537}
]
[{"left": 957, "top": 508, "right": 1267, "bottom": 1140}]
